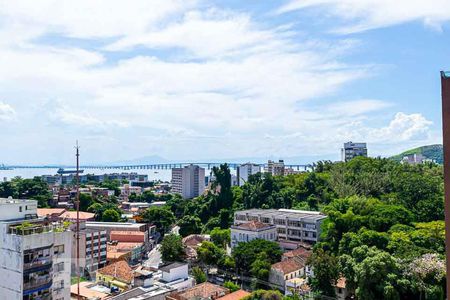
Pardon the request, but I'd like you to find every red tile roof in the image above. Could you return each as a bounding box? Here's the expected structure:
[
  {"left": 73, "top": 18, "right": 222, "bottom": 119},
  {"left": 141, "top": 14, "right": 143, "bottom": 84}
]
[
  {"left": 168, "top": 282, "right": 229, "bottom": 300},
  {"left": 217, "top": 290, "right": 250, "bottom": 300},
  {"left": 282, "top": 248, "right": 312, "bottom": 261},
  {"left": 37, "top": 208, "right": 66, "bottom": 217},
  {"left": 271, "top": 258, "right": 304, "bottom": 275},
  {"left": 97, "top": 260, "right": 133, "bottom": 284},
  {"left": 335, "top": 277, "right": 347, "bottom": 289},
  {"left": 234, "top": 221, "right": 273, "bottom": 231}
]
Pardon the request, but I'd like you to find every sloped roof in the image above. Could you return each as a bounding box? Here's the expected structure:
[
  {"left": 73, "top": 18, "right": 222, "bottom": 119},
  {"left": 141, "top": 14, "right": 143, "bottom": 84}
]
[
  {"left": 61, "top": 210, "right": 95, "bottom": 220},
  {"left": 217, "top": 290, "right": 250, "bottom": 300},
  {"left": 271, "top": 258, "right": 304, "bottom": 275},
  {"left": 282, "top": 248, "right": 312, "bottom": 261},
  {"left": 97, "top": 260, "right": 133, "bottom": 283},
  {"left": 171, "top": 282, "right": 228, "bottom": 300},
  {"left": 233, "top": 221, "right": 274, "bottom": 231},
  {"left": 37, "top": 208, "right": 66, "bottom": 216}
]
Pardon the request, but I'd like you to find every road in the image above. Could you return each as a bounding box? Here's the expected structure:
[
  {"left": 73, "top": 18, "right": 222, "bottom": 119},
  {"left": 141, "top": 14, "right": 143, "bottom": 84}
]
[{"left": 144, "top": 244, "right": 162, "bottom": 268}]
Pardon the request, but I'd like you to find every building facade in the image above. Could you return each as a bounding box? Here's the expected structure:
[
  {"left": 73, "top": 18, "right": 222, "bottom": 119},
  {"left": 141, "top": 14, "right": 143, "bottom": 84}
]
[
  {"left": 0, "top": 198, "right": 72, "bottom": 300},
  {"left": 171, "top": 165, "right": 205, "bottom": 199},
  {"left": 343, "top": 142, "right": 368, "bottom": 162},
  {"left": 230, "top": 220, "right": 277, "bottom": 248},
  {"left": 236, "top": 163, "right": 261, "bottom": 186},
  {"left": 234, "top": 209, "right": 327, "bottom": 244},
  {"left": 266, "top": 160, "right": 285, "bottom": 176}
]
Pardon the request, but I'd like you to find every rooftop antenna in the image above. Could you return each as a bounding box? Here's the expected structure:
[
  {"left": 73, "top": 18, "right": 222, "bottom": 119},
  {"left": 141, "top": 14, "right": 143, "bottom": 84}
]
[{"left": 75, "top": 141, "right": 81, "bottom": 300}]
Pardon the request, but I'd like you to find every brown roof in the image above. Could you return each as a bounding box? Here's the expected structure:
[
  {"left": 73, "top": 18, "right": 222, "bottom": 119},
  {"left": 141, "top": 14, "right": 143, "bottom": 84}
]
[
  {"left": 97, "top": 260, "right": 133, "bottom": 283},
  {"left": 37, "top": 208, "right": 66, "bottom": 217},
  {"left": 335, "top": 277, "right": 347, "bottom": 289},
  {"left": 282, "top": 248, "right": 312, "bottom": 261},
  {"left": 217, "top": 290, "right": 250, "bottom": 300},
  {"left": 61, "top": 211, "right": 95, "bottom": 220},
  {"left": 271, "top": 258, "right": 304, "bottom": 275},
  {"left": 168, "top": 282, "right": 229, "bottom": 300},
  {"left": 182, "top": 234, "right": 207, "bottom": 248},
  {"left": 234, "top": 221, "right": 273, "bottom": 231}
]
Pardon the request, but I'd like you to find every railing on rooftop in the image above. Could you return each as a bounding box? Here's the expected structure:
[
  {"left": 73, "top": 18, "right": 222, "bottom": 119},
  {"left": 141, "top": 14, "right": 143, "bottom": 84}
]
[{"left": 9, "top": 221, "right": 70, "bottom": 236}]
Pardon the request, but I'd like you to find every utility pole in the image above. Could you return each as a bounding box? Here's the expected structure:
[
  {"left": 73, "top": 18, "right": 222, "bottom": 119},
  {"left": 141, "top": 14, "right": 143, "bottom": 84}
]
[
  {"left": 441, "top": 71, "right": 450, "bottom": 297},
  {"left": 75, "top": 141, "right": 81, "bottom": 300}
]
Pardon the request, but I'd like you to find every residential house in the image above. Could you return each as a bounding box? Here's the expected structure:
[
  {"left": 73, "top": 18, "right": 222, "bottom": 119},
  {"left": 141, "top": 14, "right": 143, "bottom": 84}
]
[
  {"left": 96, "top": 260, "right": 134, "bottom": 292},
  {"left": 269, "top": 258, "right": 306, "bottom": 292},
  {"left": 230, "top": 220, "right": 277, "bottom": 248},
  {"left": 217, "top": 290, "right": 250, "bottom": 300}
]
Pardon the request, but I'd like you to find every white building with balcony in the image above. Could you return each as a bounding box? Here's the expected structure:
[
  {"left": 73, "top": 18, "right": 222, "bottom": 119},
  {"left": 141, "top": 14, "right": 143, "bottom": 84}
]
[
  {"left": 0, "top": 198, "right": 72, "bottom": 300},
  {"left": 233, "top": 209, "right": 327, "bottom": 244}
]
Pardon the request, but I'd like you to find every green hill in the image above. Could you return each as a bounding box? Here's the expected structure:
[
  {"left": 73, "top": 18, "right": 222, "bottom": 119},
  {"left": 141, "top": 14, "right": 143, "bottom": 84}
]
[{"left": 390, "top": 144, "right": 443, "bottom": 164}]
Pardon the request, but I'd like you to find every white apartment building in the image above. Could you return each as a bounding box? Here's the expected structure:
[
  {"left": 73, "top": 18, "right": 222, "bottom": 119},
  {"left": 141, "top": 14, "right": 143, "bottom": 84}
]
[
  {"left": 230, "top": 220, "right": 277, "bottom": 248},
  {"left": 171, "top": 165, "right": 205, "bottom": 199},
  {"left": 234, "top": 209, "right": 327, "bottom": 244},
  {"left": 236, "top": 163, "right": 261, "bottom": 186},
  {"left": 0, "top": 198, "right": 72, "bottom": 300}
]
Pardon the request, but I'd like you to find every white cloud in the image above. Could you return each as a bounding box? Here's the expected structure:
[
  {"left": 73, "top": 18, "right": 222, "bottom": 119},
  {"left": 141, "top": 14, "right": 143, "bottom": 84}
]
[
  {"left": 0, "top": 1, "right": 435, "bottom": 163},
  {"left": 277, "top": 0, "right": 450, "bottom": 33},
  {"left": 369, "top": 112, "right": 433, "bottom": 141},
  {"left": 0, "top": 102, "right": 16, "bottom": 121}
]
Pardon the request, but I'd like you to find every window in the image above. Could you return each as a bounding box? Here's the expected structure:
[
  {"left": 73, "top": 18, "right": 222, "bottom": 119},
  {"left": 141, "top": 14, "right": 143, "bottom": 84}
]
[
  {"left": 19, "top": 206, "right": 22, "bottom": 212},
  {"left": 54, "top": 244, "right": 65, "bottom": 255},
  {"left": 55, "top": 262, "right": 64, "bottom": 272}
]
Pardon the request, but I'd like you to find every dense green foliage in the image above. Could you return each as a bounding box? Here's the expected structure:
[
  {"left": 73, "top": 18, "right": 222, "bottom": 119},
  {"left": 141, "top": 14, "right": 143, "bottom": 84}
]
[
  {"left": 160, "top": 234, "right": 185, "bottom": 263},
  {"left": 191, "top": 266, "right": 207, "bottom": 283},
  {"left": 101, "top": 208, "right": 121, "bottom": 222},
  {"left": 0, "top": 177, "right": 52, "bottom": 207},
  {"left": 137, "top": 158, "right": 444, "bottom": 299},
  {"left": 139, "top": 206, "right": 176, "bottom": 234},
  {"left": 391, "top": 144, "right": 443, "bottom": 164}
]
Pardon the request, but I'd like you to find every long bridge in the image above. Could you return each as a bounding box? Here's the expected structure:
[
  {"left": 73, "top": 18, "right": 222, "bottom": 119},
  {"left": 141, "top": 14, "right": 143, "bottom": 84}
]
[{"left": 0, "top": 162, "right": 313, "bottom": 171}]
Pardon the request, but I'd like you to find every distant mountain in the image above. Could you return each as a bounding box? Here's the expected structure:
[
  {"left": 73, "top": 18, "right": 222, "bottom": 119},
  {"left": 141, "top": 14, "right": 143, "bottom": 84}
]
[{"left": 390, "top": 144, "right": 443, "bottom": 164}]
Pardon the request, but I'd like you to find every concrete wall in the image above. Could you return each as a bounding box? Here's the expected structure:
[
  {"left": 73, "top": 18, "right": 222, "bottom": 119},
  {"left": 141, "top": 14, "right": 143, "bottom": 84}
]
[
  {"left": 162, "top": 264, "right": 188, "bottom": 282},
  {"left": 0, "top": 224, "right": 23, "bottom": 300}
]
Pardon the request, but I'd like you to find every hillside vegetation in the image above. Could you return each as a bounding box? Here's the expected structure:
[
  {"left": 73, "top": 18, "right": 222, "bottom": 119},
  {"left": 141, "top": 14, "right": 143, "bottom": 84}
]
[{"left": 390, "top": 144, "right": 443, "bottom": 164}]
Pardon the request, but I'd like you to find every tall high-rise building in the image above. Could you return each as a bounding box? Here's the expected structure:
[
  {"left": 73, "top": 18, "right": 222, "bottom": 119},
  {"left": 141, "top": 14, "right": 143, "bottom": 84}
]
[
  {"left": 343, "top": 142, "right": 368, "bottom": 162},
  {"left": 0, "top": 198, "right": 72, "bottom": 300},
  {"left": 236, "top": 163, "right": 261, "bottom": 186},
  {"left": 171, "top": 165, "right": 206, "bottom": 199}
]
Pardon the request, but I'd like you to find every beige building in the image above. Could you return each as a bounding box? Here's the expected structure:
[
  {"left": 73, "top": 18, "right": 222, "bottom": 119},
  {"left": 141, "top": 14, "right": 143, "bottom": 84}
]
[{"left": 230, "top": 220, "right": 277, "bottom": 248}]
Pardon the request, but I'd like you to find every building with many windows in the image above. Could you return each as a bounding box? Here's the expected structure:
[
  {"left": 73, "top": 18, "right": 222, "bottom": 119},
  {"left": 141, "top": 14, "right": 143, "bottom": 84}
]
[
  {"left": 171, "top": 165, "right": 205, "bottom": 199},
  {"left": 236, "top": 163, "right": 261, "bottom": 186},
  {"left": 0, "top": 198, "right": 72, "bottom": 300},
  {"left": 230, "top": 220, "right": 277, "bottom": 248},
  {"left": 266, "top": 160, "right": 285, "bottom": 176},
  {"left": 342, "top": 142, "right": 368, "bottom": 162},
  {"left": 233, "top": 209, "right": 327, "bottom": 244}
]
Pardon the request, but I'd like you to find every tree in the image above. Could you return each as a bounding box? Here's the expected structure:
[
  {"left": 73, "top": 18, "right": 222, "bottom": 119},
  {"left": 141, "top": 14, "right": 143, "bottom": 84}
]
[
  {"left": 232, "top": 239, "right": 282, "bottom": 274},
  {"left": 79, "top": 193, "right": 94, "bottom": 211},
  {"left": 139, "top": 206, "right": 175, "bottom": 234},
  {"left": 210, "top": 227, "right": 231, "bottom": 248},
  {"left": 102, "top": 209, "right": 120, "bottom": 222},
  {"left": 243, "top": 290, "right": 283, "bottom": 300},
  {"left": 197, "top": 241, "right": 225, "bottom": 266},
  {"left": 192, "top": 266, "right": 207, "bottom": 283},
  {"left": 224, "top": 281, "right": 240, "bottom": 292},
  {"left": 308, "top": 249, "right": 339, "bottom": 297},
  {"left": 178, "top": 215, "right": 203, "bottom": 237},
  {"left": 250, "top": 252, "right": 271, "bottom": 281},
  {"left": 160, "top": 234, "right": 184, "bottom": 263}
]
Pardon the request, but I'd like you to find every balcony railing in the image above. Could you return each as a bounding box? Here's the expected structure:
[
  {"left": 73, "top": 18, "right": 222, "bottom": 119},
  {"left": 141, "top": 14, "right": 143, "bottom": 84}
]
[
  {"left": 23, "top": 275, "right": 52, "bottom": 291},
  {"left": 9, "top": 222, "right": 69, "bottom": 236},
  {"left": 23, "top": 257, "right": 52, "bottom": 270}
]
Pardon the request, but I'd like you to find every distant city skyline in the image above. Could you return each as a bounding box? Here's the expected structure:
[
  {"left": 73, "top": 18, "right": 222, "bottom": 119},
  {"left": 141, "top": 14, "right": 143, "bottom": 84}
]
[{"left": 0, "top": 1, "right": 449, "bottom": 164}]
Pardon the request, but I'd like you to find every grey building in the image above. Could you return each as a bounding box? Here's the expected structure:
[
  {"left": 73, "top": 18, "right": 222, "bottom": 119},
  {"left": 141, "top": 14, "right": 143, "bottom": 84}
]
[
  {"left": 343, "top": 142, "right": 368, "bottom": 162},
  {"left": 236, "top": 163, "right": 261, "bottom": 186},
  {"left": 171, "top": 165, "right": 205, "bottom": 199},
  {"left": 234, "top": 209, "right": 327, "bottom": 244}
]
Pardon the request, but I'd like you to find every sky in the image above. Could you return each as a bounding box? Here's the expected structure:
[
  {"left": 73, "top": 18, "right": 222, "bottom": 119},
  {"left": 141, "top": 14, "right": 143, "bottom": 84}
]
[{"left": 0, "top": 0, "right": 449, "bottom": 165}]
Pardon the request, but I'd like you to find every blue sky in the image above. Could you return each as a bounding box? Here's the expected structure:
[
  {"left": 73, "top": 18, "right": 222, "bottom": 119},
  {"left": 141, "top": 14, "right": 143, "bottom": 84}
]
[{"left": 0, "top": 0, "right": 449, "bottom": 164}]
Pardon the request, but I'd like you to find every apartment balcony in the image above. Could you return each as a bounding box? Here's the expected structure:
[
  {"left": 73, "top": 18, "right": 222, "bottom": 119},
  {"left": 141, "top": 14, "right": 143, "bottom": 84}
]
[
  {"left": 23, "top": 275, "right": 53, "bottom": 295},
  {"left": 23, "top": 257, "right": 53, "bottom": 274}
]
